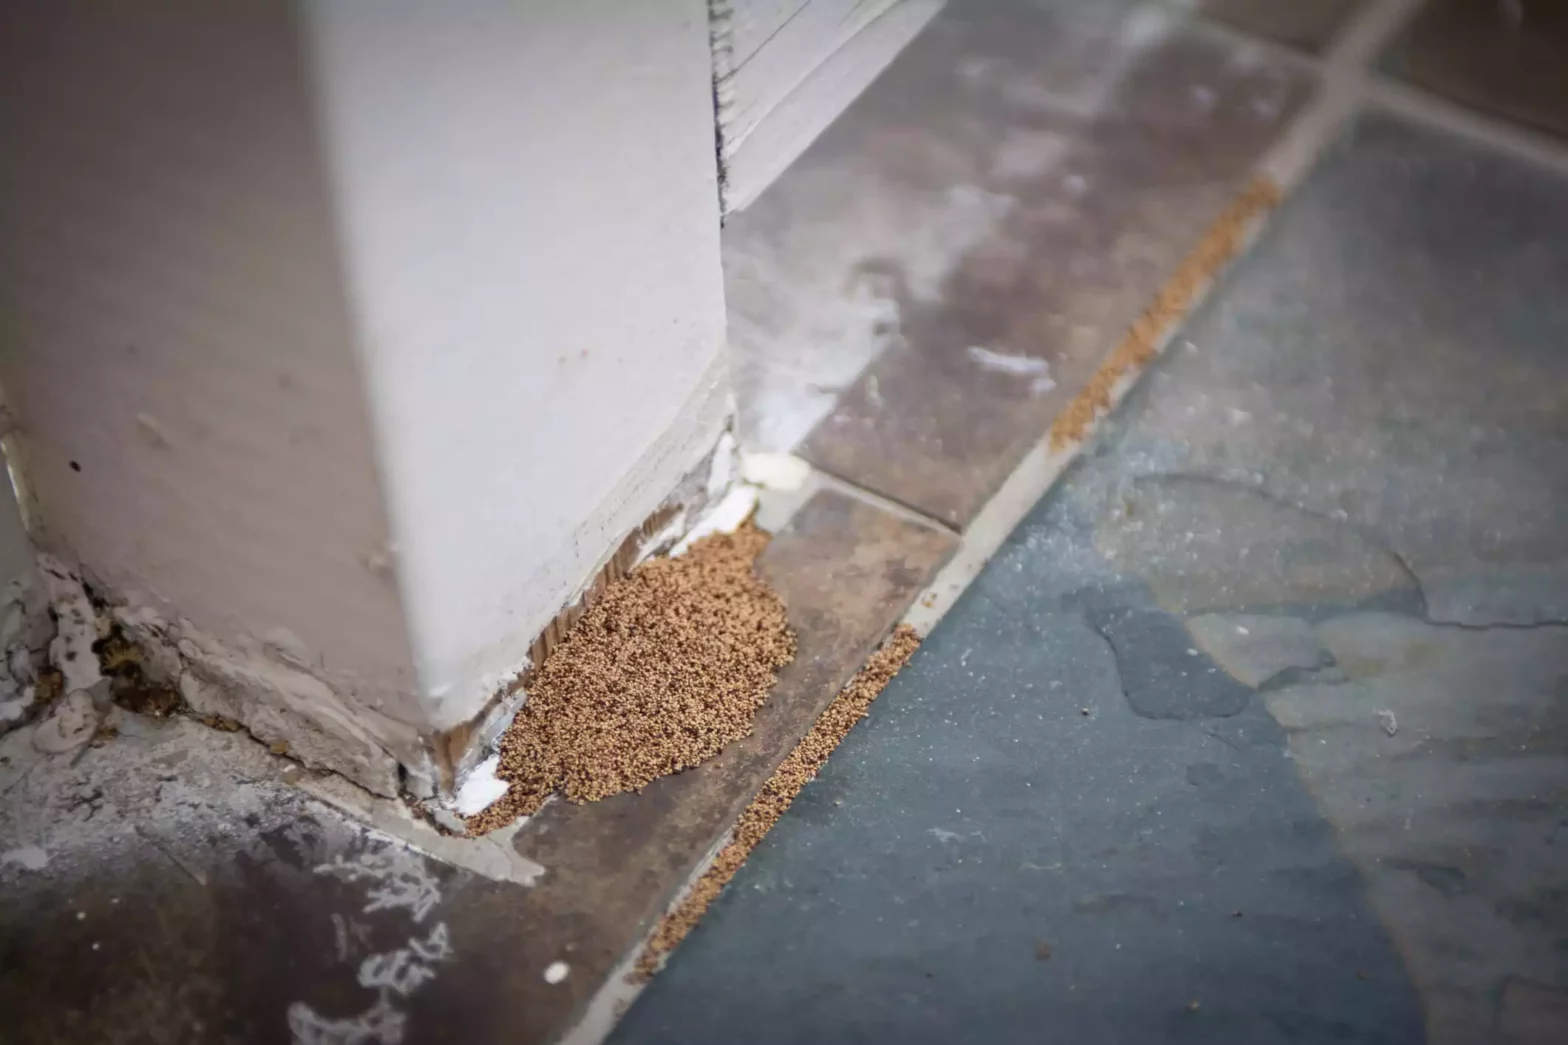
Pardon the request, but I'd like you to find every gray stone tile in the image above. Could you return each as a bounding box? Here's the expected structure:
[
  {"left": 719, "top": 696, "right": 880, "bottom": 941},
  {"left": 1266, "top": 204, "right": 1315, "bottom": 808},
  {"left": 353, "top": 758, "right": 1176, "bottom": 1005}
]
[
  {"left": 1093, "top": 475, "right": 1419, "bottom": 616},
  {"left": 1265, "top": 614, "right": 1568, "bottom": 1044},
  {"left": 1085, "top": 605, "right": 1255, "bottom": 719},
  {"left": 1119, "top": 112, "right": 1568, "bottom": 626},
  {"left": 615, "top": 586, "right": 1424, "bottom": 1044},
  {"left": 1186, "top": 613, "right": 1329, "bottom": 688}
]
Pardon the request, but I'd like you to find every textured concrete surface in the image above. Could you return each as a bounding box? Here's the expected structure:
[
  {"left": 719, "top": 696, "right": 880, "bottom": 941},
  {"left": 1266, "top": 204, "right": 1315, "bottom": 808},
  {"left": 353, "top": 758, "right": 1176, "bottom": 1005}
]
[{"left": 617, "top": 111, "right": 1568, "bottom": 1045}]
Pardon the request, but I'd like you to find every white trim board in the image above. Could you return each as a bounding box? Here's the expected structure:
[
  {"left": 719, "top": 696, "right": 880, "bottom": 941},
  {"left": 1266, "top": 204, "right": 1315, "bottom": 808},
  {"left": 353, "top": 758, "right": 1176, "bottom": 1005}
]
[{"left": 717, "top": 0, "right": 946, "bottom": 213}]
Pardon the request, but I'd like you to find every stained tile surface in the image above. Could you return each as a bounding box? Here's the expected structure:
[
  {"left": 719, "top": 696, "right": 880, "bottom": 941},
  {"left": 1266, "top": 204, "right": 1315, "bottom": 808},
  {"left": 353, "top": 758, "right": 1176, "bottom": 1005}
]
[
  {"left": 727, "top": 0, "right": 1311, "bottom": 526},
  {"left": 1383, "top": 0, "right": 1568, "bottom": 141},
  {"left": 1189, "top": 0, "right": 1362, "bottom": 52}
]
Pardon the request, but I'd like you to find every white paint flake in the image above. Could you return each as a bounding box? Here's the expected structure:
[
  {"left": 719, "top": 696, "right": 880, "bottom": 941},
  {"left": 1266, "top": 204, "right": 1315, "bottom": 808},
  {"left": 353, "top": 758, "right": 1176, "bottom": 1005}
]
[
  {"left": 739, "top": 452, "right": 811, "bottom": 492},
  {"left": 670, "top": 485, "right": 760, "bottom": 557},
  {"left": 1, "top": 845, "right": 48, "bottom": 871},
  {"left": 451, "top": 754, "right": 509, "bottom": 817},
  {"left": 1376, "top": 709, "right": 1399, "bottom": 737},
  {"left": 705, "top": 431, "right": 738, "bottom": 498},
  {"left": 37, "top": 555, "right": 104, "bottom": 699},
  {"left": 965, "top": 346, "right": 1056, "bottom": 395}
]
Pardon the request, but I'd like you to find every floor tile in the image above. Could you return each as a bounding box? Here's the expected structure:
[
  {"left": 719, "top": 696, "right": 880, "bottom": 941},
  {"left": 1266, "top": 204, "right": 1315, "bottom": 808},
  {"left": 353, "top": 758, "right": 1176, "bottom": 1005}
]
[
  {"left": 615, "top": 589, "right": 1424, "bottom": 1045},
  {"left": 1126, "top": 112, "right": 1568, "bottom": 624},
  {"left": 1104, "top": 109, "right": 1568, "bottom": 1039},
  {"left": 1382, "top": 0, "right": 1568, "bottom": 141},
  {"left": 727, "top": 0, "right": 1311, "bottom": 527},
  {"left": 1188, "top": 0, "right": 1362, "bottom": 52}
]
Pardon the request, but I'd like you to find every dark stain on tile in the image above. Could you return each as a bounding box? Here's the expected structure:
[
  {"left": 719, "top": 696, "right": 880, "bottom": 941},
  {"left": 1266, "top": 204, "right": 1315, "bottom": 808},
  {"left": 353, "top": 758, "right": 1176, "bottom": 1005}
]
[
  {"left": 1194, "top": 0, "right": 1362, "bottom": 53},
  {"left": 1086, "top": 605, "right": 1256, "bottom": 719},
  {"left": 1383, "top": 0, "right": 1568, "bottom": 141},
  {"left": 0, "top": 790, "right": 469, "bottom": 1045},
  {"left": 413, "top": 490, "right": 955, "bottom": 1044},
  {"left": 769, "top": 6, "right": 1310, "bottom": 527}
]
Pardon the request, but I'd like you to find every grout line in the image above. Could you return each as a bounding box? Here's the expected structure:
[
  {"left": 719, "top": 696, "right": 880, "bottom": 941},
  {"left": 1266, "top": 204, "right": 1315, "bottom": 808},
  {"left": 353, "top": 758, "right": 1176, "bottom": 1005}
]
[
  {"left": 557, "top": 827, "right": 738, "bottom": 1045},
  {"left": 1321, "top": 0, "right": 1424, "bottom": 71},
  {"left": 1175, "top": 13, "right": 1318, "bottom": 75},
  {"left": 573, "top": 169, "right": 1290, "bottom": 1045},
  {"left": 1255, "top": 65, "right": 1364, "bottom": 191},
  {"left": 809, "top": 467, "right": 960, "bottom": 536},
  {"left": 1237, "top": 0, "right": 1411, "bottom": 191},
  {"left": 1194, "top": 0, "right": 1568, "bottom": 183},
  {"left": 1367, "top": 78, "right": 1568, "bottom": 178},
  {"left": 905, "top": 176, "right": 1281, "bottom": 635},
  {"left": 894, "top": 0, "right": 1435, "bottom": 638}
]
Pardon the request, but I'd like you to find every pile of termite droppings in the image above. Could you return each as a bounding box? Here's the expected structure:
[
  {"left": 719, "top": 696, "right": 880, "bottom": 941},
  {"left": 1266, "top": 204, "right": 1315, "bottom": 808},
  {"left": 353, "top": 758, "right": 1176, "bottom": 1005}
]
[
  {"left": 465, "top": 522, "right": 795, "bottom": 837},
  {"left": 634, "top": 624, "right": 921, "bottom": 979}
]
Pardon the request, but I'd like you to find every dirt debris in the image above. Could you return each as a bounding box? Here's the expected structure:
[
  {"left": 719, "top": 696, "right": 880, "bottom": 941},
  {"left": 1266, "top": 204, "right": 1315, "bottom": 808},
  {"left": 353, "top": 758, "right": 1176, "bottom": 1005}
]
[
  {"left": 95, "top": 625, "right": 182, "bottom": 719},
  {"left": 1048, "top": 175, "right": 1281, "bottom": 452},
  {"left": 634, "top": 624, "right": 922, "bottom": 980},
  {"left": 465, "top": 523, "right": 795, "bottom": 836}
]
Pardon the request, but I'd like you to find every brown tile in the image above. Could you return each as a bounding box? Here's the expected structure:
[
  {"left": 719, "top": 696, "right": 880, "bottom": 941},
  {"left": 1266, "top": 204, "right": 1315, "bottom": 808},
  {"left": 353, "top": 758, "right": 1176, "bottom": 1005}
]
[
  {"left": 1194, "top": 0, "right": 1362, "bottom": 52},
  {"left": 1383, "top": 0, "right": 1568, "bottom": 141},
  {"left": 418, "top": 490, "right": 955, "bottom": 1043},
  {"left": 737, "top": 4, "right": 1311, "bottom": 526}
]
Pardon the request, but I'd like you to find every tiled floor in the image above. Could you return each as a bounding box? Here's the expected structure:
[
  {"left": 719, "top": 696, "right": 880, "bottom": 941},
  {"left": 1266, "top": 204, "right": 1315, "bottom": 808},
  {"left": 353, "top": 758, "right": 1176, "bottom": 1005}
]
[
  {"left": 620, "top": 102, "right": 1568, "bottom": 1042},
  {"left": 727, "top": 0, "right": 1311, "bottom": 526},
  {"left": 1382, "top": 0, "right": 1568, "bottom": 142},
  {"left": 6, "top": 2, "right": 1568, "bottom": 1043}
]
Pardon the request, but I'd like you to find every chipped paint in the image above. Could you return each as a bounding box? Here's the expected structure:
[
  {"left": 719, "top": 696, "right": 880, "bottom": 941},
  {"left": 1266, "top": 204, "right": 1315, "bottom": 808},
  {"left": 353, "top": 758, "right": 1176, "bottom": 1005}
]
[
  {"left": 451, "top": 754, "right": 509, "bottom": 817},
  {"left": 670, "top": 485, "right": 760, "bottom": 557}
]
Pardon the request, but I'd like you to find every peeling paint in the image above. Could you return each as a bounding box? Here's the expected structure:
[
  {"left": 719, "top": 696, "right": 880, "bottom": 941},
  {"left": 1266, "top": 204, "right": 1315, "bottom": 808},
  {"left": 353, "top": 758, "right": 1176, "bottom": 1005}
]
[
  {"left": 670, "top": 485, "right": 760, "bottom": 557},
  {"left": 740, "top": 452, "right": 811, "bottom": 492},
  {"left": 451, "top": 754, "right": 508, "bottom": 817},
  {"left": 37, "top": 554, "right": 104, "bottom": 699},
  {"left": 112, "top": 601, "right": 413, "bottom": 797}
]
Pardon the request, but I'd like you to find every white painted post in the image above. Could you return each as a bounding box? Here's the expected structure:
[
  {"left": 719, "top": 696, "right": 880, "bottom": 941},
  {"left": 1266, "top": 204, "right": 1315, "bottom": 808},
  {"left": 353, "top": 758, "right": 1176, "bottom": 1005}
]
[{"left": 0, "top": 1, "right": 729, "bottom": 795}]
